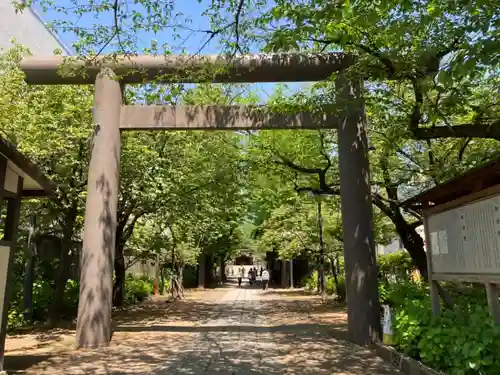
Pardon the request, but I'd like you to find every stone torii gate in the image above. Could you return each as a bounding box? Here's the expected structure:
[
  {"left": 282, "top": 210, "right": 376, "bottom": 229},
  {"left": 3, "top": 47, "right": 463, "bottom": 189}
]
[{"left": 20, "top": 53, "right": 378, "bottom": 347}]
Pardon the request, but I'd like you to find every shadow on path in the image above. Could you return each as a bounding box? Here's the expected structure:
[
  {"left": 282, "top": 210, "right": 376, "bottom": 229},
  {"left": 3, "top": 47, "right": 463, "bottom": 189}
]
[{"left": 4, "top": 285, "right": 399, "bottom": 375}]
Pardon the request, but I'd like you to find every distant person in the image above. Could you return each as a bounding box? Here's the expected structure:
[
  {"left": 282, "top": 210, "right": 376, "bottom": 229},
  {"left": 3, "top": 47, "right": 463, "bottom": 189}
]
[
  {"left": 259, "top": 267, "right": 263, "bottom": 277},
  {"left": 248, "top": 268, "right": 254, "bottom": 285},
  {"left": 252, "top": 267, "right": 257, "bottom": 283},
  {"left": 237, "top": 266, "right": 244, "bottom": 288},
  {"left": 262, "top": 269, "right": 270, "bottom": 290}
]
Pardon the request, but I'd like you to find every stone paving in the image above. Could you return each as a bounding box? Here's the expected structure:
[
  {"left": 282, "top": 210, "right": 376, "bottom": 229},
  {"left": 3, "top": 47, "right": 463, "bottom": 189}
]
[{"left": 4, "top": 283, "right": 401, "bottom": 375}]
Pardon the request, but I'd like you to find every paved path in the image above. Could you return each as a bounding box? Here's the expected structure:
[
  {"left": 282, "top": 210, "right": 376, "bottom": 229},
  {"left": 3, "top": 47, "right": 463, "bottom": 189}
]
[{"left": 5, "top": 285, "right": 401, "bottom": 375}]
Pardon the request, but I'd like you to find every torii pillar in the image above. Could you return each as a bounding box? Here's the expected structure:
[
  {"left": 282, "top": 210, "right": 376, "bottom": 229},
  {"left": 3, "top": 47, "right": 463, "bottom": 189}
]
[
  {"left": 336, "top": 74, "right": 381, "bottom": 345},
  {"left": 75, "top": 69, "right": 121, "bottom": 348}
]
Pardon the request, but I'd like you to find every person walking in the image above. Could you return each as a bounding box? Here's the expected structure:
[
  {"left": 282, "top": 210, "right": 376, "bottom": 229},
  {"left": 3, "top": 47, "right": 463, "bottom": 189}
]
[
  {"left": 237, "top": 266, "right": 244, "bottom": 288},
  {"left": 262, "top": 268, "right": 270, "bottom": 290}
]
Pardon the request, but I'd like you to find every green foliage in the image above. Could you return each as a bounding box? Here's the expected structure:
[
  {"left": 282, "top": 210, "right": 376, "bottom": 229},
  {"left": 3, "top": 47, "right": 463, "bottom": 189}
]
[
  {"left": 301, "top": 270, "right": 345, "bottom": 297},
  {"left": 385, "top": 281, "right": 500, "bottom": 374},
  {"left": 7, "top": 274, "right": 154, "bottom": 329},
  {"left": 419, "top": 306, "right": 500, "bottom": 374},
  {"left": 124, "top": 274, "right": 154, "bottom": 305},
  {"left": 301, "top": 271, "right": 318, "bottom": 292},
  {"left": 7, "top": 277, "right": 80, "bottom": 328},
  {"left": 377, "top": 251, "right": 415, "bottom": 283}
]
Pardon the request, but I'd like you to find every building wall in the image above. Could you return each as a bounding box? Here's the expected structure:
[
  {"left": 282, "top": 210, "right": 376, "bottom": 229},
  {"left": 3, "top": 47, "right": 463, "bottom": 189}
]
[
  {"left": 376, "top": 225, "right": 427, "bottom": 256},
  {"left": 376, "top": 238, "right": 403, "bottom": 255},
  {"left": 0, "top": 1, "right": 72, "bottom": 55},
  {"left": 127, "top": 257, "right": 157, "bottom": 278}
]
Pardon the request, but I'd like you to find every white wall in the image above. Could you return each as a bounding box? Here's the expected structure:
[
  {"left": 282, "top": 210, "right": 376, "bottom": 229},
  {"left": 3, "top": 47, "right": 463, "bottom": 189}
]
[
  {"left": 0, "top": 1, "right": 71, "bottom": 55},
  {"left": 377, "top": 225, "right": 426, "bottom": 255},
  {"left": 0, "top": 246, "right": 11, "bottom": 328}
]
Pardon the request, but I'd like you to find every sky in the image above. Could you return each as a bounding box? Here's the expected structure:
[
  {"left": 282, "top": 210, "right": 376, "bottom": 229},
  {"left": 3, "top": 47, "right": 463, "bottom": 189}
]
[{"left": 33, "top": 0, "right": 308, "bottom": 101}]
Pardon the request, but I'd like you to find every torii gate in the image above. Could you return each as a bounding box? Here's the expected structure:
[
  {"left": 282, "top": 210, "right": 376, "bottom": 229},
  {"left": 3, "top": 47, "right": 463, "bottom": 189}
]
[{"left": 20, "top": 53, "right": 378, "bottom": 347}]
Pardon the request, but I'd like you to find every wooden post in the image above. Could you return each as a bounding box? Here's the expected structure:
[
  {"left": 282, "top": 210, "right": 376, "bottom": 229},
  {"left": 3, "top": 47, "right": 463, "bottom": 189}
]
[
  {"left": 290, "top": 259, "right": 294, "bottom": 289},
  {"left": 423, "top": 215, "right": 441, "bottom": 316},
  {"left": 486, "top": 283, "right": 500, "bottom": 324},
  {"left": 336, "top": 74, "right": 381, "bottom": 345},
  {"left": 0, "top": 172, "right": 23, "bottom": 374},
  {"left": 76, "top": 68, "right": 121, "bottom": 349},
  {"left": 0, "top": 156, "right": 8, "bottom": 374}
]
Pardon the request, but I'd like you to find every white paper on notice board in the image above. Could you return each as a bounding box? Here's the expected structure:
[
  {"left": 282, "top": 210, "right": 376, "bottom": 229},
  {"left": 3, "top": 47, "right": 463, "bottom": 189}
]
[
  {"left": 438, "top": 230, "right": 449, "bottom": 254},
  {"left": 430, "top": 232, "right": 440, "bottom": 255}
]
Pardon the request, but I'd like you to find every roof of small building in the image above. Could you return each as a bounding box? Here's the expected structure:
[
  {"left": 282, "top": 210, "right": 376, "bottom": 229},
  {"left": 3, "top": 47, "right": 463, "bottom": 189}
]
[
  {"left": 402, "top": 157, "right": 500, "bottom": 210},
  {"left": 0, "top": 136, "right": 57, "bottom": 197}
]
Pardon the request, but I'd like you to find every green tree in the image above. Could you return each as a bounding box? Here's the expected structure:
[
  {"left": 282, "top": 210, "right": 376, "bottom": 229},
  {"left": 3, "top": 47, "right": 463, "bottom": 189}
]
[{"left": 0, "top": 46, "right": 94, "bottom": 324}]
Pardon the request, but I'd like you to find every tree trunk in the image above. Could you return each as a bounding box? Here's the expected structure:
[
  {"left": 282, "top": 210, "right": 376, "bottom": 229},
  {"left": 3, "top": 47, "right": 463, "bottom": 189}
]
[
  {"left": 171, "top": 264, "right": 185, "bottom": 300},
  {"left": 219, "top": 259, "right": 226, "bottom": 283},
  {"left": 281, "top": 259, "right": 288, "bottom": 288},
  {"left": 329, "top": 255, "right": 345, "bottom": 301},
  {"left": 205, "top": 254, "right": 214, "bottom": 287},
  {"left": 319, "top": 263, "right": 326, "bottom": 299},
  {"left": 48, "top": 244, "right": 72, "bottom": 325},
  {"left": 198, "top": 254, "right": 206, "bottom": 288},
  {"left": 316, "top": 200, "right": 327, "bottom": 301},
  {"left": 23, "top": 247, "right": 35, "bottom": 323},
  {"left": 375, "top": 152, "right": 455, "bottom": 309},
  {"left": 23, "top": 214, "right": 36, "bottom": 323},
  {"left": 177, "top": 264, "right": 185, "bottom": 299},
  {"left": 48, "top": 210, "right": 76, "bottom": 326},
  {"left": 112, "top": 243, "right": 126, "bottom": 307},
  {"left": 160, "top": 267, "right": 166, "bottom": 295}
]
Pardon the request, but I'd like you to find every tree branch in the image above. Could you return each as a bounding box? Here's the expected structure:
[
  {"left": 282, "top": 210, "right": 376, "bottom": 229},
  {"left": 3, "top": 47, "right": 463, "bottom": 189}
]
[
  {"left": 458, "top": 137, "right": 472, "bottom": 162},
  {"left": 199, "top": 0, "right": 246, "bottom": 55},
  {"left": 409, "top": 78, "right": 424, "bottom": 132},
  {"left": 413, "top": 122, "right": 500, "bottom": 140},
  {"left": 309, "top": 37, "right": 397, "bottom": 77},
  {"left": 317, "top": 130, "right": 332, "bottom": 172},
  {"left": 274, "top": 153, "right": 323, "bottom": 174}
]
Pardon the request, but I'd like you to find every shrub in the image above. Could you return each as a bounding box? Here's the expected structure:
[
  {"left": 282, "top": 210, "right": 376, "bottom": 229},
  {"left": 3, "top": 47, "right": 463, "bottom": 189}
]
[
  {"left": 326, "top": 276, "right": 336, "bottom": 294},
  {"left": 386, "top": 281, "right": 500, "bottom": 374},
  {"left": 8, "top": 309, "right": 24, "bottom": 329},
  {"left": 302, "top": 270, "right": 318, "bottom": 292},
  {"left": 31, "top": 280, "right": 53, "bottom": 320},
  {"left": 418, "top": 305, "right": 500, "bottom": 374},
  {"left": 61, "top": 279, "right": 80, "bottom": 318},
  {"left": 124, "top": 274, "right": 154, "bottom": 304},
  {"left": 301, "top": 270, "right": 345, "bottom": 298},
  {"left": 7, "top": 277, "right": 81, "bottom": 328},
  {"left": 377, "top": 251, "right": 414, "bottom": 283}
]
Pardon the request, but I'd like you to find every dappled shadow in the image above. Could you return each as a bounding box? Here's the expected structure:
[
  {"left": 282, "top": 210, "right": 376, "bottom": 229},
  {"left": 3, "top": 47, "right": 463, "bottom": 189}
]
[
  {"left": 5, "top": 286, "right": 399, "bottom": 374},
  {"left": 114, "top": 322, "right": 349, "bottom": 342},
  {"left": 76, "top": 104, "right": 121, "bottom": 348},
  {"left": 4, "top": 354, "right": 51, "bottom": 373},
  {"left": 76, "top": 171, "right": 116, "bottom": 348},
  {"left": 133, "top": 104, "right": 340, "bottom": 131}
]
